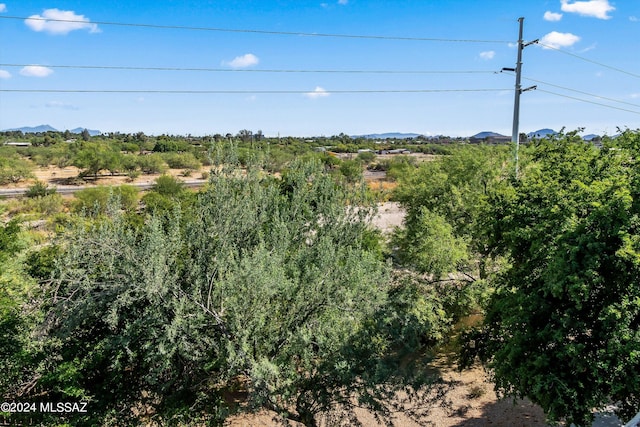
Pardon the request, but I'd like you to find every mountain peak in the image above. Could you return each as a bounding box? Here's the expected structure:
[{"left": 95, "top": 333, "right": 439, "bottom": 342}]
[{"left": 3, "top": 125, "right": 101, "bottom": 135}]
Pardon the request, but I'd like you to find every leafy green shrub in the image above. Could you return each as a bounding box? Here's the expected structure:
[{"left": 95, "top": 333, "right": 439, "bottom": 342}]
[
  {"left": 27, "top": 143, "right": 72, "bottom": 167},
  {"left": 356, "top": 151, "right": 376, "bottom": 164},
  {"left": 392, "top": 207, "right": 468, "bottom": 278},
  {"left": 140, "top": 192, "right": 175, "bottom": 215},
  {"left": 0, "top": 156, "right": 34, "bottom": 184},
  {"left": 162, "top": 152, "right": 201, "bottom": 170},
  {"left": 16, "top": 193, "right": 65, "bottom": 216},
  {"left": 126, "top": 170, "right": 141, "bottom": 181},
  {"left": 33, "top": 159, "right": 451, "bottom": 426},
  {"left": 152, "top": 138, "right": 187, "bottom": 152},
  {"left": 26, "top": 245, "right": 59, "bottom": 280},
  {"left": 73, "top": 185, "right": 139, "bottom": 213},
  {"left": 473, "top": 133, "right": 640, "bottom": 426},
  {"left": 151, "top": 175, "right": 184, "bottom": 197},
  {"left": 338, "top": 159, "right": 363, "bottom": 183},
  {"left": 120, "top": 154, "right": 139, "bottom": 173},
  {"left": 137, "top": 154, "right": 168, "bottom": 174},
  {"left": 72, "top": 142, "right": 123, "bottom": 178},
  {"left": 25, "top": 181, "right": 56, "bottom": 198},
  {"left": 264, "top": 149, "right": 293, "bottom": 172}
]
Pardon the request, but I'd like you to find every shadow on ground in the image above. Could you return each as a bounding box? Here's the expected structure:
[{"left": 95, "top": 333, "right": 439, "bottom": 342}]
[{"left": 447, "top": 398, "right": 550, "bottom": 427}]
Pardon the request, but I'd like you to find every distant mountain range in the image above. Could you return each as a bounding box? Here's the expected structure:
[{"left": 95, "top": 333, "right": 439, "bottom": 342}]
[
  {"left": 471, "top": 131, "right": 507, "bottom": 139},
  {"left": 527, "top": 128, "right": 557, "bottom": 139},
  {"left": 4, "top": 125, "right": 102, "bottom": 136}
]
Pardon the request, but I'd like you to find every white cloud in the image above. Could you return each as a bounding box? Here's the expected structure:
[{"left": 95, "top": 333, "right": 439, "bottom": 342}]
[
  {"left": 46, "top": 101, "right": 79, "bottom": 110},
  {"left": 479, "top": 50, "right": 495, "bottom": 60},
  {"left": 224, "top": 53, "right": 259, "bottom": 68},
  {"left": 560, "top": 0, "right": 615, "bottom": 20},
  {"left": 338, "top": 0, "right": 348, "bottom": 4},
  {"left": 544, "top": 11, "right": 563, "bottom": 21},
  {"left": 20, "top": 65, "right": 54, "bottom": 77},
  {"left": 0, "top": 69, "right": 11, "bottom": 79},
  {"left": 631, "top": 93, "right": 640, "bottom": 99},
  {"left": 539, "top": 31, "right": 581, "bottom": 49},
  {"left": 25, "top": 9, "right": 99, "bottom": 35},
  {"left": 305, "top": 86, "right": 330, "bottom": 99},
  {"left": 630, "top": 16, "right": 638, "bottom": 22},
  {"left": 0, "top": 4, "right": 7, "bottom": 13}
]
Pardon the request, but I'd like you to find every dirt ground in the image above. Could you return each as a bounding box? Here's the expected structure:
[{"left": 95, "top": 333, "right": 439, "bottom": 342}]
[{"left": 225, "top": 362, "right": 549, "bottom": 427}]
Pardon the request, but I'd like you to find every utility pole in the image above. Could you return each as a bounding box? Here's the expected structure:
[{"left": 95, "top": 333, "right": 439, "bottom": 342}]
[{"left": 504, "top": 17, "right": 537, "bottom": 177}]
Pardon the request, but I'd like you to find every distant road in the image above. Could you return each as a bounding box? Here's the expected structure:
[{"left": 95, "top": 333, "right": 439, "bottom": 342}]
[{"left": 0, "top": 180, "right": 207, "bottom": 199}]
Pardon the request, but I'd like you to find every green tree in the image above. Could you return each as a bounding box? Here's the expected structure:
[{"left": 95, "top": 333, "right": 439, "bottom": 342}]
[
  {"left": 137, "top": 153, "right": 168, "bottom": 174},
  {"left": 153, "top": 137, "right": 180, "bottom": 152},
  {"left": 25, "top": 181, "right": 56, "bottom": 198},
  {"left": 392, "top": 206, "right": 468, "bottom": 278},
  {"left": 25, "top": 159, "right": 446, "bottom": 426},
  {"left": 393, "top": 145, "right": 509, "bottom": 279},
  {"left": 356, "top": 150, "right": 376, "bottom": 165},
  {"left": 151, "top": 174, "right": 184, "bottom": 197},
  {"left": 0, "top": 156, "right": 34, "bottom": 184},
  {"left": 470, "top": 132, "right": 640, "bottom": 426},
  {"left": 0, "top": 221, "right": 43, "bottom": 407},
  {"left": 72, "top": 185, "right": 139, "bottom": 213},
  {"left": 72, "top": 142, "right": 122, "bottom": 178},
  {"left": 162, "top": 152, "right": 201, "bottom": 170},
  {"left": 338, "top": 159, "right": 363, "bottom": 183}
]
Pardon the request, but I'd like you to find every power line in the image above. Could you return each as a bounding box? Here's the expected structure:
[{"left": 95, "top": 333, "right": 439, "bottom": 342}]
[
  {"left": 500, "top": 71, "right": 640, "bottom": 109},
  {"left": 537, "top": 42, "right": 640, "bottom": 79},
  {"left": 0, "top": 88, "right": 509, "bottom": 94},
  {"left": 0, "top": 63, "right": 498, "bottom": 75},
  {"left": 537, "top": 89, "right": 640, "bottom": 115},
  {"left": 0, "top": 15, "right": 511, "bottom": 43}
]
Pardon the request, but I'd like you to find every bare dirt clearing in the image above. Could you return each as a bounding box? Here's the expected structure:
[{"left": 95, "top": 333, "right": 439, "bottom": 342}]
[{"left": 225, "top": 362, "right": 549, "bottom": 427}]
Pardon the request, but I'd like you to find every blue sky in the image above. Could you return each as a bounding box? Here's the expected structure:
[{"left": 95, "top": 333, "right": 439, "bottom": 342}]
[{"left": 1, "top": 0, "right": 639, "bottom": 137}]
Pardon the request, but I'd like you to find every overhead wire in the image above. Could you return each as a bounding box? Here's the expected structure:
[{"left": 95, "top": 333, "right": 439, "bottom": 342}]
[
  {"left": 499, "top": 71, "right": 640, "bottom": 109},
  {"left": 0, "top": 63, "right": 498, "bottom": 75},
  {"left": 3, "top": 15, "right": 639, "bottom": 120},
  {"left": 0, "top": 88, "right": 510, "bottom": 94},
  {"left": 537, "top": 42, "right": 640, "bottom": 79},
  {"left": 536, "top": 89, "right": 640, "bottom": 115},
  {"left": 0, "top": 15, "right": 511, "bottom": 43}
]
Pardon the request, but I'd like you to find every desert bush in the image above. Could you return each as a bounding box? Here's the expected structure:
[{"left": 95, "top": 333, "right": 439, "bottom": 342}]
[
  {"left": 26, "top": 159, "right": 452, "bottom": 426},
  {"left": 0, "top": 156, "right": 34, "bottom": 184},
  {"left": 137, "top": 154, "right": 168, "bottom": 174},
  {"left": 356, "top": 151, "right": 376, "bottom": 164},
  {"left": 338, "top": 159, "right": 363, "bottom": 183},
  {"left": 162, "top": 152, "right": 201, "bottom": 170},
  {"left": 72, "top": 185, "right": 139, "bottom": 213},
  {"left": 25, "top": 181, "right": 56, "bottom": 198},
  {"left": 151, "top": 175, "right": 184, "bottom": 197}
]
